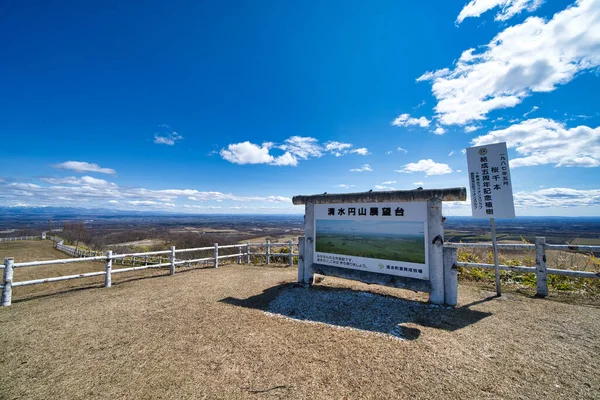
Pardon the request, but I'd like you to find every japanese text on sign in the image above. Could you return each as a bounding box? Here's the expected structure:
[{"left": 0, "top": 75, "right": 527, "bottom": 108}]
[{"left": 466, "top": 142, "right": 515, "bottom": 219}]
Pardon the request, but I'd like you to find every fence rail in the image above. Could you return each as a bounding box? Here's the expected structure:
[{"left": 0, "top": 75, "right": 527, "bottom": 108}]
[
  {"left": 1, "top": 240, "right": 298, "bottom": 306},
  {"left": 0, "top": 236, "right": 40, "bottom": 242},
  {"left": 446, "top": 237, "right": 600, "bottom": 297}
]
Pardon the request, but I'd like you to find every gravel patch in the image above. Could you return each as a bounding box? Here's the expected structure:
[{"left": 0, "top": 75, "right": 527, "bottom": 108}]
[{"left": 266, "top": 285, "right": 446, "bottom": 340}]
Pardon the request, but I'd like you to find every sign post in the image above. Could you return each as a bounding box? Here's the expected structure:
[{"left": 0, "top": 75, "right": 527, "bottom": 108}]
[{"left": 466, "top": 142, "right": 515, "bottom": 297}]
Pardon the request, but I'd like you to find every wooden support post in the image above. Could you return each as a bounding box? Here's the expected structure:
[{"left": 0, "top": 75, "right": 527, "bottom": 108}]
[
  {"left": 170, "top": 246, "right": 176, "bottom": 275},
  {"left": 2, "top": 258, "right": 14, "bottom": 306},
  {"left": 427, "top": 198, "right": 444, "bottom": 305},
  {"left": 132, "top": 256, "right": 136, "bottom": 265},
  {"left": 297, "top": 237, "right": 305, "bottom": 283},
  {"left": 303, "top": 203, "right": 315, "bottom": 285},
  {"left": 443, "top": 246, "right": 458, "bottom": 306},
  {"left": 535, "top": 237, "right": 548, "bottom": 297},
  {"left": 105, "top": 251, "right": 112, "bottom": 288},
  {"left": 214, "top": 243, "right": 219, "bottom": 268},
  {"left": 490, "top": 217, "right": 501, "bottom": 297},
  {"left": 266, "top": 240, "right": 271, "bottom": 265},
  {"left": 246, "top": 242, "right": 251, "bottom": 264},
  {"left": 238, "top": 246, "right": 242, "bottom": 264},
  {"left": 288, "top": 240, "right": 294, "bottom": 266}
]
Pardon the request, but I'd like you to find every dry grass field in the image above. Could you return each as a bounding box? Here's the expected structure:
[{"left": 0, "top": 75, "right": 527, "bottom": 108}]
[{"left": 1, "top": 241, "right": 599, "bottom": 399}]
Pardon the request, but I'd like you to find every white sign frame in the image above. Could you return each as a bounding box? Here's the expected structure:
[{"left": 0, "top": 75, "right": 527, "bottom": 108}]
[{"left": 313, "top": 202, "right": 429, "bottom": 280}]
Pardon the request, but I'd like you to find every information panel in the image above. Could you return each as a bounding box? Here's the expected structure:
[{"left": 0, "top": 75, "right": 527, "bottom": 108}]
[
  {"left": 466, "top": 142, "right": 516, "bottom": 219},
  {"left": 313, "top": 202, "right": 429, "bottom": 280}
]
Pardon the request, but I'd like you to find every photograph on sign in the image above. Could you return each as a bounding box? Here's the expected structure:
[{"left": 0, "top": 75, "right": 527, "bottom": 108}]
[
  {"left": 315, "top": 220, "right": 425, "bottom": 264},
  {"left": 313, "top": 202, "right": 429, "bottom": 280}
]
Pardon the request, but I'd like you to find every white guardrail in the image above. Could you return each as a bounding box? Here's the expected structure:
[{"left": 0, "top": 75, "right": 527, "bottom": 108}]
[
  {"left": 0, "top": 240, "right": 298, "bottom": 306},
  {"left": 445, "top": 237, "right": 600, "bottom": 297}
]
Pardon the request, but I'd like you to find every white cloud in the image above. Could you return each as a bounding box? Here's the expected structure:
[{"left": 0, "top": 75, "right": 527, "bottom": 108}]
[
  {"left": 395, "top": 159, "right": 453, "bottom": 176},
  {"left": 324, "top": 141, "right": 352, "bottom": 156},
  {"left": 351, "top": 148, "right": 369, "bottom": 156},
  {"left": 397, "top": 147, "right": 408, "bottom": 154},
  {"left": 523, "top": 105, "right": 539, "bottom": 117},
  {"left": 386, "top": 151, "right": 393, "bottom": 155},
  {"left": 457, "top": 0, "right": 544, "bottom": 24},
  {"left": 338, "top": 184, "right": 356, "bottom": 188},
  {"left": 413, "top": 181, "right": 424, "bottom": 186},
  {"left": 420, "top": 0, "right": 600, "bottom": 125},
  {"left": 221, "top": 137, "right": 368, "bottom": 166},
  {"left": 515, "top": 187, "right": 600, "bottom": 208},
  {"left": 461, "top": 149, "right": 467, "bottom": 154},
  {"left": 391, "top": 113, "right": 431, "bottom": 128},
  {"left": 465, "top": 125, "right": 480, "bottom": 133},
  {"left": 374, "top": 185, "right": 396, "bottom": 190},
  {"left": 154, "top": 125, "right": 183, "bottom": 145},
  {"left": 433, "top": 126, "right": 446, "bottom": 135},
  {"left": 448, "top": 151, "right": 455, "bottom": 156},
  {"left": 219, "top": 141, "right": 297, "bottom": 166},
  {"left": 350, "top": 164, "right": 373, "bottom": 172},
  {"left": 52, "top": 161, "right": 116, "bottom": 175},
  {"left": 280, "top": 136, "right": 323, "bottom": 159},
  {"left": 381, "top": 180, "right": 397, "bottom": 185},
  {"left": 40, "top": 176, "right": 117, "bottom": 188},
  {"left": 471, "top": 118, "right": 600, "bottom": 167}
]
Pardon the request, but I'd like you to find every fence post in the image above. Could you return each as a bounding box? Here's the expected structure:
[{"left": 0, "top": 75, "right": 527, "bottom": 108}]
[
  {"left": 1, "top": 258, "right": 14, "bottom": 306},
  {"left": 214, "top": 243, "right": 219, "bottom": 268},
  {"left": 288, "top": 240, "right": 294, "bottom": 266},
  {"left": 145, "top": 255, "right": 148, "bottom": 266},
  {"left": 237, "top": 246, "right": 242, "bottom": 264},
  {"left": 170, "top": 246, "right": 176, "bottom": 276},
  {"left": 266, "top": 240, "right": 271, "bottom": 265},
  {"left": 535, "top": 237, "right": 548, "bottom": 298},
  {"left": 246, "top": 242, "right": 251, "bottom": 264},
  {"left": 105, "top": 250, "right": 112, "bottom": 288},
  {"left": 297, "top": 237, "right": 305, "bottom": 283},
  {"left": 443, "top": 246, "right": 458, "bottom": 306}
]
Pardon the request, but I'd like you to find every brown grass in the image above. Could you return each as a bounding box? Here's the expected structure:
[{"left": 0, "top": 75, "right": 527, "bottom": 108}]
[{"left": 0, "top": 241, "right": 599, "bottom": 399}]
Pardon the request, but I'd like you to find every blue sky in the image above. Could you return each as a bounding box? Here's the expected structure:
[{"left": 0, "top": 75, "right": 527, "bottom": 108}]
[{"left": 1, "top": 0, "right": 599, "bottom": 216}]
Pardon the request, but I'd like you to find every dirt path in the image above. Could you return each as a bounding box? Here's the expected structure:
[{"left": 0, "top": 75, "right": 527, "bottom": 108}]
[{"left": 1, "top": 257, "right": 598, "bottom": 399}]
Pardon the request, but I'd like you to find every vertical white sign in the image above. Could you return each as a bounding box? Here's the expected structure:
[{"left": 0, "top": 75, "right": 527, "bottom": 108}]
[{"left": 466, "top": 142, "right": 515, "bottom": 218}]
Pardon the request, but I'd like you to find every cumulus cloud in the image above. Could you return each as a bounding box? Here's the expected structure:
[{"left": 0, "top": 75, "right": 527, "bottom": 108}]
[
  {"left": 350, "top": 164, "right": 373, "bottom": 172},
  {"left": 220, "top": 136, "right": 369, "bottom": 166},
  {"left": 420, "top": 0, "right": 600, "bottom": 125},
  {"left": 457, "top": 0, "right": 544, "bottom": 24},
  {"left": 154, "top": 125, "right": 183, "bottom": 145},
  {"left": 471, "top": 118, "right": 600, "bottom": 167},
  {"left": 465, "top": 125, "right": 480, "bottom": 133},
  {"left": 433, "top": 126, "right": 446, "bottom": 135},
  {"left": 52, "top": 161, "right": 116, "bottom": 175},
  {"left": 395, "top": 159, "right": 453, "bottom": 176},
  {"left": 391, "top": 113, "right": 431, "bottom": 128},
  {"left": 220, "top": 141, "right": 297, "bottom": 166}
]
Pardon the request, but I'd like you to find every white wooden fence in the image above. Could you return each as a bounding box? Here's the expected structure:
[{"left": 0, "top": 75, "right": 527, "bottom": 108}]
[
  {"left": 0, "top": 240, "right": 298, "bottom": 306},
  {"left": 0, "top": 236, "right": 40, "bottom": 242},
  {"left": 445, "top": 237, "right": 600, "bottom": 297}
]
